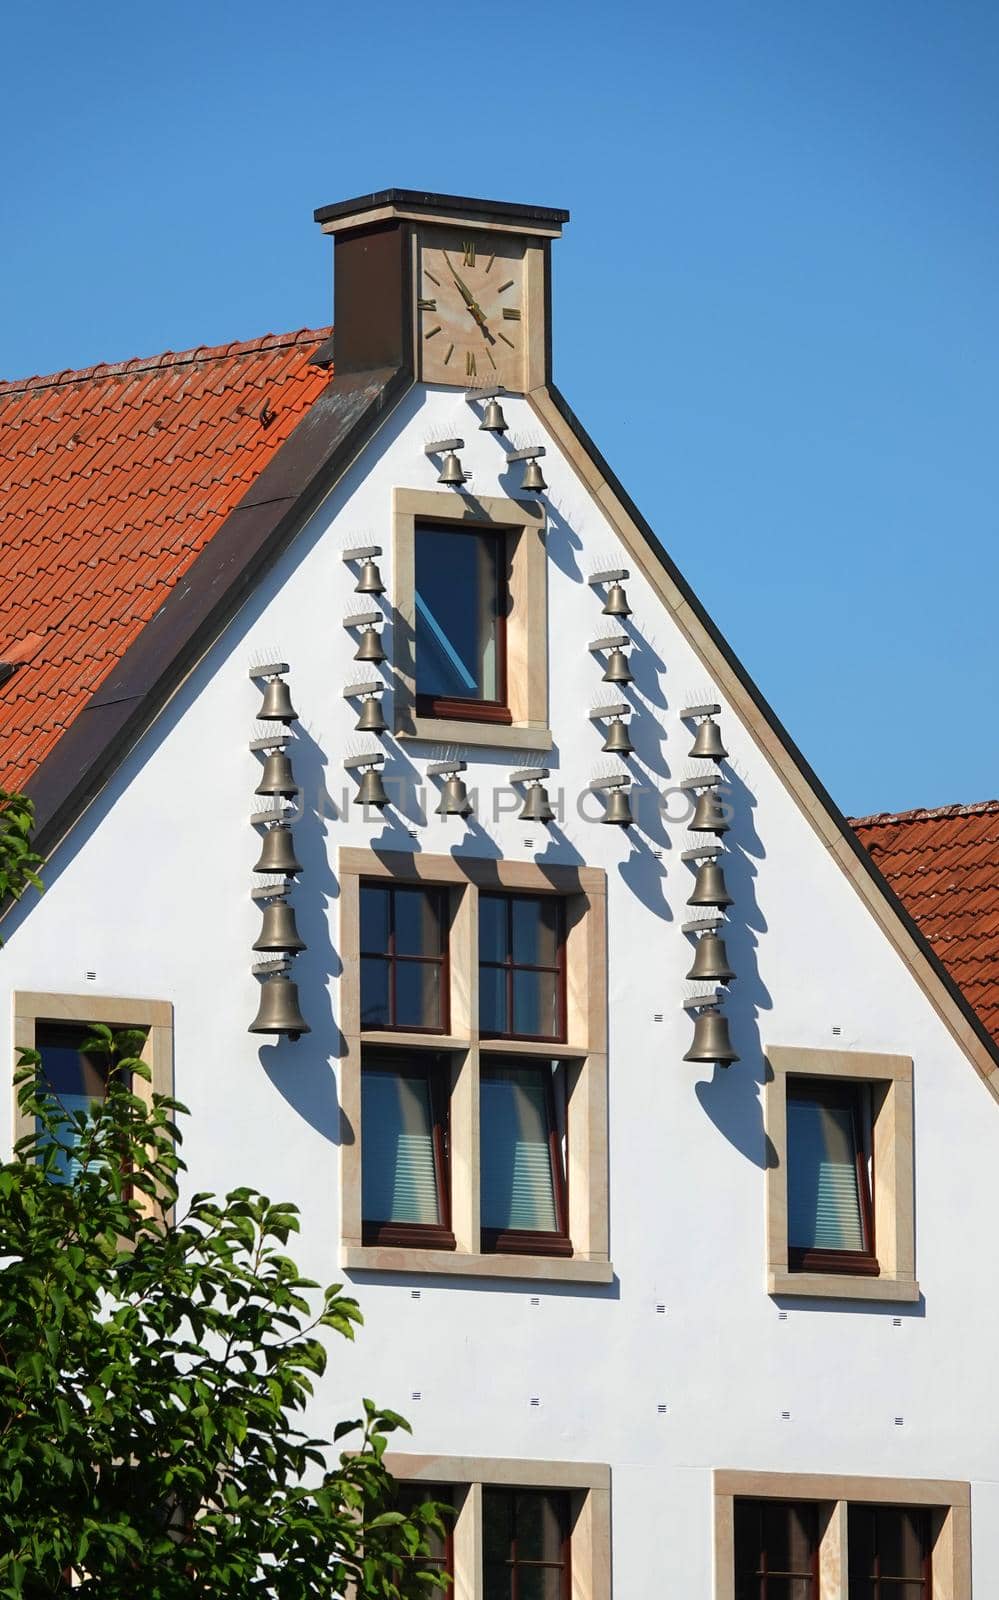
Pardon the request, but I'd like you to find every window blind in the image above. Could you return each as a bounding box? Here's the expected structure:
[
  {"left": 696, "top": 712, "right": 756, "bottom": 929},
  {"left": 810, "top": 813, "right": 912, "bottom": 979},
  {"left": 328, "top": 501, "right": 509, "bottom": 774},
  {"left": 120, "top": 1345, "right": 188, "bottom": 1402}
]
[
  {"left": 362, "top": 1071, "right": 441, "bottom": 1226},
  {"left": 480, "top": 1067, "right": 557, "bottom": 1233},
  {"left": 787, "top": 1095, "right": 865, "bottom": 1252},
  {"left": 36, "top": 1094, "right": 96, "bottom": 1184}
]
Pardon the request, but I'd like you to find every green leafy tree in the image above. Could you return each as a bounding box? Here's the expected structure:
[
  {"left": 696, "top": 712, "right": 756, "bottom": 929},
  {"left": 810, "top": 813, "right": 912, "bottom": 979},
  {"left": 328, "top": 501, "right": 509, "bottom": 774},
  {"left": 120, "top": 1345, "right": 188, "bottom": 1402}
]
[
  {"left": 0, "top": 789, "right": 43, "bottom": 943},
  {"left": 0, "top": 1029, "right": 446, "bottom": 1597}
]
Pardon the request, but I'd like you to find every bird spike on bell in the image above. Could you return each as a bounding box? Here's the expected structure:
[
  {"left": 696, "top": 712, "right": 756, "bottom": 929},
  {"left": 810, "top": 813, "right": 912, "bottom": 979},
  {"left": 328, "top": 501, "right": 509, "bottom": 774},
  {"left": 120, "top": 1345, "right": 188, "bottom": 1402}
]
[
  {"left": 690, "top": 788, "right": 730, "bottom": 833},
  {"left": 689, "top": 715, "right": 728, "bottom": 761},
  {"left": 255, "top": 750, "right": 299, "bottom": 798},
  {"left": 253, "top": 823, "right": 302, "bottom": 877},
  {"left": 687, "top": 858, "right": 734, "bottom": 908},
  {"left": 602, "top": 716, "right": 633, "bottom": 756},
  {"left": 686, "top": 930, "right": 736, "bottom": 984},
  {"left": 357, "top": 767, "right": 390, "bottom": 810},
  {"left": 249, "top": 973, "right": 310, "bottom": 1040},
  {"left": 480, "top": 398, "right": 508, "bottom": 434},
  {"left": 438, "top": 450, "right": 467, "bottom": 486},
  {"left": 253, "top": 898, "right": 307, "bottom": 954},
  {"left": 684, "top": 1005, "right": 739, "bottom": 1065},
  {"left": 258, "top": 676, "right": 298, "bottom": 723},
  {"left": 437, "top": 773, "right": 473, "bottom": 818},
  {"left": 355, "top": 625, "right": 386, "bottom": 663},
  {"left": 355, "top": 557, "right": 385, "bottom": 595},
  {"left": 520, "top": 457, "right": 547, "bottom": 493},
  {"left": 520, "top": 781, "right": 555, "bottom": 824},
  {"left": 603, "top": 646, "right": 633, "bottom": 685},
  {"left": 602, "top": 787, "right": 634, "bottom": 827},
  {"left": 602, "top": 581, "right": 632, "bottom": 618},
  {"left": 355, "top": 694, "right": 387, "bottom": 734}
]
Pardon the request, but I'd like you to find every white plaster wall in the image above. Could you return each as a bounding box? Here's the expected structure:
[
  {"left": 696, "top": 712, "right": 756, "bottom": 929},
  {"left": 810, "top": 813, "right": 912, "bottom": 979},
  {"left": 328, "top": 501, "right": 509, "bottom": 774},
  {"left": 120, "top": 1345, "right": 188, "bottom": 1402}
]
[{"left": 5, "top": 384, "right": 999, "bottom": 1591}]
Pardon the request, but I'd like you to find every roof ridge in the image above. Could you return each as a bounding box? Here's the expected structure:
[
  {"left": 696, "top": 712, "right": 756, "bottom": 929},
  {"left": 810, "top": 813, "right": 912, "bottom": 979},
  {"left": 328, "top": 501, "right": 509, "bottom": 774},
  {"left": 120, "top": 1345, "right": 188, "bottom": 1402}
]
[
  {"left": 851, "top": 799, "right": 999, "bottom": 827},
  {"left": 0, "top": 326, "right": 332, "bottom": 398}
]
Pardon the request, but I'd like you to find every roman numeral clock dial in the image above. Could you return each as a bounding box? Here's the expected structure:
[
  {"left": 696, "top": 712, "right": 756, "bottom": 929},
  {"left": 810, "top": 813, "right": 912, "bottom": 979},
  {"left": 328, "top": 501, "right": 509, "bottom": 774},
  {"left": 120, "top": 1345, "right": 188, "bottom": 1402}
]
[{"left": 417, "top": 229, "right": 527, "bottom": 389}]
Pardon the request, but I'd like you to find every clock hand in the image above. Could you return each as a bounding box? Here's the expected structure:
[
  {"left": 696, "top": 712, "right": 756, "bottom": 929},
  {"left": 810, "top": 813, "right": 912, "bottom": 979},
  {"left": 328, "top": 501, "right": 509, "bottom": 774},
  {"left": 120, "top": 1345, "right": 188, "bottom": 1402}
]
[{"left": 444, "top": 255, "right": 490, "bottom": 327}]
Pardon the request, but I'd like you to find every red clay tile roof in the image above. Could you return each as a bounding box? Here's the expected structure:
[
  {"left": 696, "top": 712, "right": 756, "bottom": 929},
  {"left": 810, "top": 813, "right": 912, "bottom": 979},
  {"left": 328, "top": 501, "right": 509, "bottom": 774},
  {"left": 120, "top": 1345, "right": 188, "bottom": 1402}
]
[
  {"left": 0, "top": 328, "right": 331, "bottom": 792},
  {"left": 851, "top": 801, "right": 999, "bottom": 1046}
]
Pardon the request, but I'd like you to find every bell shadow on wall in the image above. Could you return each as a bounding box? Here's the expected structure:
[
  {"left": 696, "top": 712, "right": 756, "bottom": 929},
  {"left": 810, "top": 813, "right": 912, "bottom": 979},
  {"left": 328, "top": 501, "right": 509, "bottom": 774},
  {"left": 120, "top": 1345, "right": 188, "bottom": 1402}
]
[
  {"left": 258, "top": 723, "right": 345, "bottom": 1147},
  {"left": 693, "top": 766, "right": 775, "bottom": 1170},
  {"left": 536, "top": 498, "right": 585, "bottom": 584}
]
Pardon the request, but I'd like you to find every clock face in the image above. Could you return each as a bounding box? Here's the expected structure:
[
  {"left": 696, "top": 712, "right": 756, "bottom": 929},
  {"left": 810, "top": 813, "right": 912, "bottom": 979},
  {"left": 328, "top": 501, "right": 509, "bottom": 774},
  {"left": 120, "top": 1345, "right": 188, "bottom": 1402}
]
[{"left": 417, "top": 228, "right": 527, "bottom": 388}]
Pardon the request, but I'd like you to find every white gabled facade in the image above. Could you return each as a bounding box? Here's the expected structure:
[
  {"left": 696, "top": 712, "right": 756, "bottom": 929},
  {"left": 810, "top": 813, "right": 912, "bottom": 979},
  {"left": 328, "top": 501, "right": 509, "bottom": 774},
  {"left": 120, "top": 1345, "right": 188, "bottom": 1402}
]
[{"left": 4, "top": 205, "right": 999, "bottom": 1595}]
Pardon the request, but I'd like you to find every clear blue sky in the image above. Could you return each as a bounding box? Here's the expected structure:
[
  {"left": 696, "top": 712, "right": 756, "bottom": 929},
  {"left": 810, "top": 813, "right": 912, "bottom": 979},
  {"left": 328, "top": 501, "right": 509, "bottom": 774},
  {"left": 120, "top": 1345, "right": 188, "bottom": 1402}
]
[{"left": 4, "top": 1, "right": 997, "bottom": 817}]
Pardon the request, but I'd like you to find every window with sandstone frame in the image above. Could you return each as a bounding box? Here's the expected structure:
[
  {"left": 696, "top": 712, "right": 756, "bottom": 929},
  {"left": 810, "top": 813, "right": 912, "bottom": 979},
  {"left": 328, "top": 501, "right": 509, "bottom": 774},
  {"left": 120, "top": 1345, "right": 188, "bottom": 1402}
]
[{"left": 338, "top": 848, "right": 611, "bottom": 1284}]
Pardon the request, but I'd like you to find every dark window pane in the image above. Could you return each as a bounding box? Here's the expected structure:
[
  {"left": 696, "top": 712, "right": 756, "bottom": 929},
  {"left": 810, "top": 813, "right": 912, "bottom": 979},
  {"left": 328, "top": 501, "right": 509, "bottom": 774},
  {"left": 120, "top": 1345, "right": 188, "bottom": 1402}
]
[
  {"left": 734, "top": 1501, "right": 817, "bottom": 1598},
  {"left": 848, "top": 1505, "right": 877, "bottom": 1580},
  {"left": 36, "top": 1025, "right": 114, "bottom": 1185},
  {"left": 484, "top": 1570, "right": 512, "bottom": 1600},
  {"left": 394, "top": 888, "right": 443, "bottom": 958},
  {"left": 515, "top": 1492, "right": 564, "bottom": 1562},
  {"left": 763, "top": 1501, "right": 816, "bottom": 1575},
  {"left": 395, "top": 962, "right": 442, "bottom": 1031},
  {"left": 479, "top": 895, "right": 509, "bottom": 965},
  {"left": 519, "top": 1571, "right": 563, "bottom": 1600},
  {"left": 360, "top": 885, "right": 390, "bottom": 954},
  {"left": 512, "top": 896, "right": 559, "bottom": 968},
  {"left": 787, "top": 1090, "right": 866, "bottom": 1252},
  {"left": 483, "top": 1490, "right": 512, "bottom": 1563},
  {"left": 481, "top": 1068, "right": 558, "bottom": 1233},
  {"left": 513, "top": 969, "right": 559, "bottom": 1039},
  {"left": 848, "top": 1506, "right": 928, "bottom": 1584},
  {"left": 480, "top": 965, "right": 508, "bottom": 1035},
  {"left": 360, "top": 958, "right": 390, "bottom": 1028},
  {"left": 764, "top": 1582, "right": 815, "bottom": 1600},
  {"left": 362, "top": 1070, "right": 441, "bottom": 1226},
  {"left": 395, "top": 1484, "right": 452, "bottom": 1572},
  {"left": 415, "top": 526, "right": 502, "bottom": 703}
]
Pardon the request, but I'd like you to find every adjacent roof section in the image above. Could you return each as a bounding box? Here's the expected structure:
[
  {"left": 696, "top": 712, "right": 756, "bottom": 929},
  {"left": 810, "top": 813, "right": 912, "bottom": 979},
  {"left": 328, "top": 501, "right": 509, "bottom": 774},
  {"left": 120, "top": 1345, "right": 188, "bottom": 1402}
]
[
  {"left": 0, "top": 328, "right": 331, "bottom": 792},
  {"left": 851, "top": 801, "right": 999, "bottom": 1046}
]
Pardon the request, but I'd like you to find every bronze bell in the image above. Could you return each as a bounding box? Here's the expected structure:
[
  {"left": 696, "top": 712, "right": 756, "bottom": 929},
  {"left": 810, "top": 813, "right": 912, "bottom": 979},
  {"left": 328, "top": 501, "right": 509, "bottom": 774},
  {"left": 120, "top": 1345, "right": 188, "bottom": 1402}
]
[
  {"left": 603, "top": 716, "right": 633, "bottom": 755},
  {"left": 690, "top": 788, "right": 730, "bottom": 833},
  {"left": 253, "top": 898, "right": 307, "bottom": 954},
  {"left": 520, "top": 782, "right": 554, "bottom": 824},
  {"left": 683, "top": 1005, "right": 739, "bottom": 1065},
  {"left": 480, "top": 398, "right": 508, "bottom": 433},
  {"left": 356, "top": 558, "right": 385, "bottom": 595},
  {"left": 253, "top": 824, "right": 302, "bottom": 877},
  {"left": 255, "top": 750, "right": 299, "bottom": 798},
  {"left": 249, "top": 974, "right": 310, "bottom": 1040},
  {"left": 258, "top": 676, "right": 298, "bottom": 723},
  {"left": 602, "top": 581, "right": 632, "bottom": 618},
  {"left": 355, "top": 695, "right": 386, "bottom": 733},
  {"left": 355, "top": 625, "right": 386, "bottom": 663},
  {"left": 690, "top": 716, "right": 728, "bottom": 761},
  {"left": 686, "top": 930, "right": 736, "bottom": 984},
  {"left": 438, "top": 450, "right": 466, "bottom": 486},
  {"left": 687, "top": 858, "right": 733, "bottom": 908},
  {"left": 357, "top": 767, "right": 390, "bottom": 809},
  {"left": 602, "top": 787, "right": 634, "bottom": 827},
  {"left": 437, "top": 774, "right": 472, "bottom": 817},
  {"left": 603, "top": 646, "right": 633, "bottom": 685},
  {"left": 521, "top": 457, "right": 547, "bottom": 493}
]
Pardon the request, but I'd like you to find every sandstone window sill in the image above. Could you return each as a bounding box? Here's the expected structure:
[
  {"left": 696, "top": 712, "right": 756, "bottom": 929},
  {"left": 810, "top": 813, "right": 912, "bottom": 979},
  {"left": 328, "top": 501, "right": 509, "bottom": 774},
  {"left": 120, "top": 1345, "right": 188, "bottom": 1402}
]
[{"left": 344, "top": 1244, "right": 614, "bottom": 1284}]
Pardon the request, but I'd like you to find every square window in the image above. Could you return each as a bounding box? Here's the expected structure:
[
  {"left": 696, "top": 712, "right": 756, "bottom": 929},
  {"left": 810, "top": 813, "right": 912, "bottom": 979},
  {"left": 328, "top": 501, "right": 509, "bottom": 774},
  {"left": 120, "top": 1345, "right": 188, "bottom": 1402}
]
[
  {"left": 359, "top": 883, "right": 449, "bottom": 1032},
  {"left": 734, "top": 1498, "right": 819, "bottom": 1599},
  {"left": 848, "top": 1505, "right": 931, "bottom": 1595},
  {"left": 479, "top": 893, "right": 565, "bottom": 1042},
  {"left": 480, "top": 1061, "right": 570, "bottom": 1256},
  {"left": 786, "top": 1079, "right": 876, "bottom": 1275},
  {"left": 482, "top": 1488, "right": 571, "bottom": 1600},
  {"left": 361, "top": 1053, "right": 455, "bottom": 1250},
  {"left": 415, "top": 523, "right": 509, "bottom": 722}
]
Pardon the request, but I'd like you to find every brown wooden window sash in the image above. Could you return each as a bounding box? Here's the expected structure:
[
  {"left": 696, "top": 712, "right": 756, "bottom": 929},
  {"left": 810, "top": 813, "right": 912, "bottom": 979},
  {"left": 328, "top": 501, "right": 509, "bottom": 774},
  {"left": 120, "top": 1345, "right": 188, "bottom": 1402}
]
[
  {"left": 359, "top": 883, "right": 450, "bottom": 1035},
  {"left": 479, "top": 892, "right": 567, "bottom": 1045},
  {"left": 480, "top": 1058, "right": 571, "bottom": 1259},
  {"left": 414, "top": 522, "right": 512, "bottom": 725},
  {"left": 733, "top": 1499, "right": 820, "bottom": 1598},
  {"left": 361, "top": 1052, "right": 456, "bottom": 1252},
  {"left": 786, "top": 1076, "right": 878, "bottom": 1277},
  {"left": 482, "top": 1488, "right": 572, "bottom": 1600}
]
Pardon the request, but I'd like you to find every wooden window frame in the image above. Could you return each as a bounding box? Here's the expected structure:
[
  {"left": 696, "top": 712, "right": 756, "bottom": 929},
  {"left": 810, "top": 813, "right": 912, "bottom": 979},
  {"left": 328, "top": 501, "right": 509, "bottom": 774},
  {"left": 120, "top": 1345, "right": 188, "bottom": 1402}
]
[
  {"left": 339, "top": 848, "right": 611, "bottom": 1284},
  {"left": 414, "top": 520, "right": 512, "bottom": 726},
  {"left": 479, "top": 891, "right": 567, "bottom": 1045},
  {"left": 848, "top": 1503, "right": 932, "bottom": 1596},
  {"left": 764, "top": 1046, "right": 918, "bottom": 1303},
  {"left": 482, "top": 1486, "right": 572, "bottom": 1599},
  {"left": 714, "top": 1472, "right": 968, "bottom": 1600},
  {"left": 785, "top": 1077, "right": 878, "bottom": 1278},
  {"left": 479, "top": 1057, "right": 570, "bottom": 1259},
  {"left": 395, "top": 1481, "right": 455, "bottom": 1581},
  {"left": 392, "top": 487, "right": 551, "bottom": 752},
  {"left": 385, "top": 1454, "right": 610, "bottom": 1600},
  {"left": 359, "top": 881, "right": 451, "bottom": 1035},
  {"left": 360, "top": 1050, "right": 456, "bottom": 1252},
  {"left": 733, "top": 1497, "right": 820, "bottom": 1597}
]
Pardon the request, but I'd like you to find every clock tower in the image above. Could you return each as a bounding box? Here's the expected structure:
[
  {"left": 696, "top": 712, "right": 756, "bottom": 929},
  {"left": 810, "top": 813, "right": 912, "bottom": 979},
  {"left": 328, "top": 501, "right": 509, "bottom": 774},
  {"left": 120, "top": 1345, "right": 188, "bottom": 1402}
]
[{"left": 313, "top": 189, "right": 569, "bottom": 392}]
